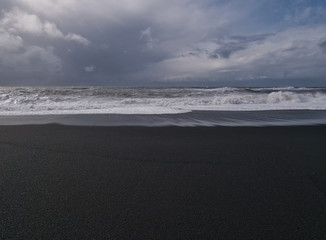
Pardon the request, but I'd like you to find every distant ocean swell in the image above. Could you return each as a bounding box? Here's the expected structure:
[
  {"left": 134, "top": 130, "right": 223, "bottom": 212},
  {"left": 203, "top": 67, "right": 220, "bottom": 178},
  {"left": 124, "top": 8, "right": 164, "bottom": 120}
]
[{"left": 1, "top": 87, "right": 326, "bottom": 116}]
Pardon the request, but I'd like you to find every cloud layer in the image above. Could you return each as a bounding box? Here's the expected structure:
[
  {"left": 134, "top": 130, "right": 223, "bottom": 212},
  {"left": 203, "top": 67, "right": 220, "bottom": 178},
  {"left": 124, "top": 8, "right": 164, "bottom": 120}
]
[{"left": 0, "top": 0, "right": 326, "bottom": 86}]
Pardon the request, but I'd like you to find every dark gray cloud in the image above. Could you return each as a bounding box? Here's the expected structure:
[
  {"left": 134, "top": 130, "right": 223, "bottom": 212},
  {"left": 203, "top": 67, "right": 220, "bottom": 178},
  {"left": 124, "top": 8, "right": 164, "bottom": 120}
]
[
  {"left": 210, "top": 43, "right": 246, "bottom": 59},
  {"left": 319, "top": 39, "right": 326, "bottom": 52},
  {"left": 0, "top": 0, "right": 326, "bottom": 86},
  {"left": 209, "top": 34, "right": 272, "bottom": 59}
]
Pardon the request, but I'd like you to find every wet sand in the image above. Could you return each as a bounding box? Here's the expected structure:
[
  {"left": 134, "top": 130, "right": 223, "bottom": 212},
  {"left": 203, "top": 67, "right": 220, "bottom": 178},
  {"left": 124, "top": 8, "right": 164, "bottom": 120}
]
[{"left": 1, "top": 125, "right": 326, "bottom": 239}]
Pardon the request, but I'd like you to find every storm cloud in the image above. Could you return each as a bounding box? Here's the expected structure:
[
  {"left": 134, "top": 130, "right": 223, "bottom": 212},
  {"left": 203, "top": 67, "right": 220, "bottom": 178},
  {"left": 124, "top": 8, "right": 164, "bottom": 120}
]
[{"left": 0, "top": 0, "right": 326, "bottom": 86}]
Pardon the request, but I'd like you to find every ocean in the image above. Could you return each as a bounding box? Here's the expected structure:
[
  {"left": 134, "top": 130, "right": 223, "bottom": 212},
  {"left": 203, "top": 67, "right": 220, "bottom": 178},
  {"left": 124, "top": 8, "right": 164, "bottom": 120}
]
[{"left": 1, "top": 86, "right": 326, "bottom": 126}]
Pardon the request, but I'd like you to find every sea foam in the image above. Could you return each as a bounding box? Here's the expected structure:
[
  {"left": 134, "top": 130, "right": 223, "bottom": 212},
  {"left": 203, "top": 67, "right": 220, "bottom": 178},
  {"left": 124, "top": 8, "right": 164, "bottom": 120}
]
[{"left": 0, "top": 87, "right": 326, "bottom": 115}]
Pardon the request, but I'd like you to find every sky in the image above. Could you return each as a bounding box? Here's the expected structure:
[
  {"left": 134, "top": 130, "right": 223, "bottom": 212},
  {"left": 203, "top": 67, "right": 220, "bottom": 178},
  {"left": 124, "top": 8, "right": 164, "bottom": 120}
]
[{"left": 0, "top": 0, "right": 326, "bottom": 86}]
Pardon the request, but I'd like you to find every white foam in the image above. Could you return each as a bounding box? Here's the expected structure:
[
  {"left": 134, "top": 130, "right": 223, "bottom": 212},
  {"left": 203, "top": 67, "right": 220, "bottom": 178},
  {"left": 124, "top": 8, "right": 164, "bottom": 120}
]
[{"left": 0, "top": 87, "right": 326, "bottom": 116}]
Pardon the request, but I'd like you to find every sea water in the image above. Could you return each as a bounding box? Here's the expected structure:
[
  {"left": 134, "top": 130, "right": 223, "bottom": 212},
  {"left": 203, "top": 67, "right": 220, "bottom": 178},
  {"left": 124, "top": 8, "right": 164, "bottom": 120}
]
[{"left": 1, "top": 87, "right": 326, "bottom": 126}]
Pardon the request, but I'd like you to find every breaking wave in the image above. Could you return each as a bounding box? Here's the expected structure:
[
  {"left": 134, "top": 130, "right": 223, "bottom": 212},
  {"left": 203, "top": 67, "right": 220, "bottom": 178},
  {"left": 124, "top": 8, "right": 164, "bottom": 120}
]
[{"left": 0, "top": 87, "right": 326, "bottom": 115}]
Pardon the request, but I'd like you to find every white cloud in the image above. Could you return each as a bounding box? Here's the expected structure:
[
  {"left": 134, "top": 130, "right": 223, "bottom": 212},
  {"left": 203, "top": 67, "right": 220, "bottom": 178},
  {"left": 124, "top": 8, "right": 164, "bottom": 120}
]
[
  {"left": 0, "top": 8, "right": 65, "bottom": 78},
  {"left": 15, "top": 0, "right": 77, "bottom": 17},
  {"left": 138, "top": 26, "right": 326, "bottom": 81},
  {"left": 0, "top": 8, "right": 89, "bottom": 45},
  {"left": 140, "top": 27, "right": 153, "bottom": 50},
  {"left": 15, "top": 0, "right": 156, "bottom": 18},
  {"left": 140, "top": 27, "right": 151, "bottom": 39},
  {"left": 43, "top": 21, "right": 65, "bottom": 38},
  {"left": 14, "top": 0, "right": 242, "bottom": 37},
  {"left": 0, "top": 30, "right": 23, "bottom": 51},
  {"left": 84, "top": 65, "right": 95, "bottom": 72},
  {"left": 65, "top": 33, "right": 90, "bottom": 46},
  {"left": 227, "top": 26, "right": 326, "bottom": 66},
  {"left": 9, "top": 1, "right": 253, "bottom": 55},
  {"left": 1, "top": 8, "right": 62, "bottom": 37}
]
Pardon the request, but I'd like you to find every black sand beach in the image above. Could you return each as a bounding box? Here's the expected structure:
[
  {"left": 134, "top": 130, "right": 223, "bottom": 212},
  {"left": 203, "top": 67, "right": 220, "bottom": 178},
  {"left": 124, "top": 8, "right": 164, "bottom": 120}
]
[{"left": 1, "top": 125, "right": 326, "bottom": 239}]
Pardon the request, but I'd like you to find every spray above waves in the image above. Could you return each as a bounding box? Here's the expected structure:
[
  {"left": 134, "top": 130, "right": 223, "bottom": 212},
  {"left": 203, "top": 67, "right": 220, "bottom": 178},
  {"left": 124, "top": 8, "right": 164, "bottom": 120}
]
[{"left": 0, "top": 87, "right": 326, "bottom": 115}]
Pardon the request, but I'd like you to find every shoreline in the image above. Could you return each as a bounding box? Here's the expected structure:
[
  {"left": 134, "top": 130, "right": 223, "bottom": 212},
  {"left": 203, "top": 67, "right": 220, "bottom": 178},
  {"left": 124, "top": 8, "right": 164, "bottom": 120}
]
[
  {"left": 1, "top": 125, "right": 326, "bottom": 239},
  {"left": 1, "top": 109, "right": 326, "bottom": 127}
]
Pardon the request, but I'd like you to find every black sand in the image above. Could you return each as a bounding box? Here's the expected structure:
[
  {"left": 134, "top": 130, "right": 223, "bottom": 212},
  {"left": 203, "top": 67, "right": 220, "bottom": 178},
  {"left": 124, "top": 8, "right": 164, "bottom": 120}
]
[{"left": 1, "top": 125, "right": 326, "bottom": 239}]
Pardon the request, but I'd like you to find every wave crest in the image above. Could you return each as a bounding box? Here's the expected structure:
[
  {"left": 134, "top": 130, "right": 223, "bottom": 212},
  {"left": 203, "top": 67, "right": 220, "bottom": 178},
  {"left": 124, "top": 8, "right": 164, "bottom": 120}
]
[{"left": 0, "top": 87, "right": 326, "bottom": 115}]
